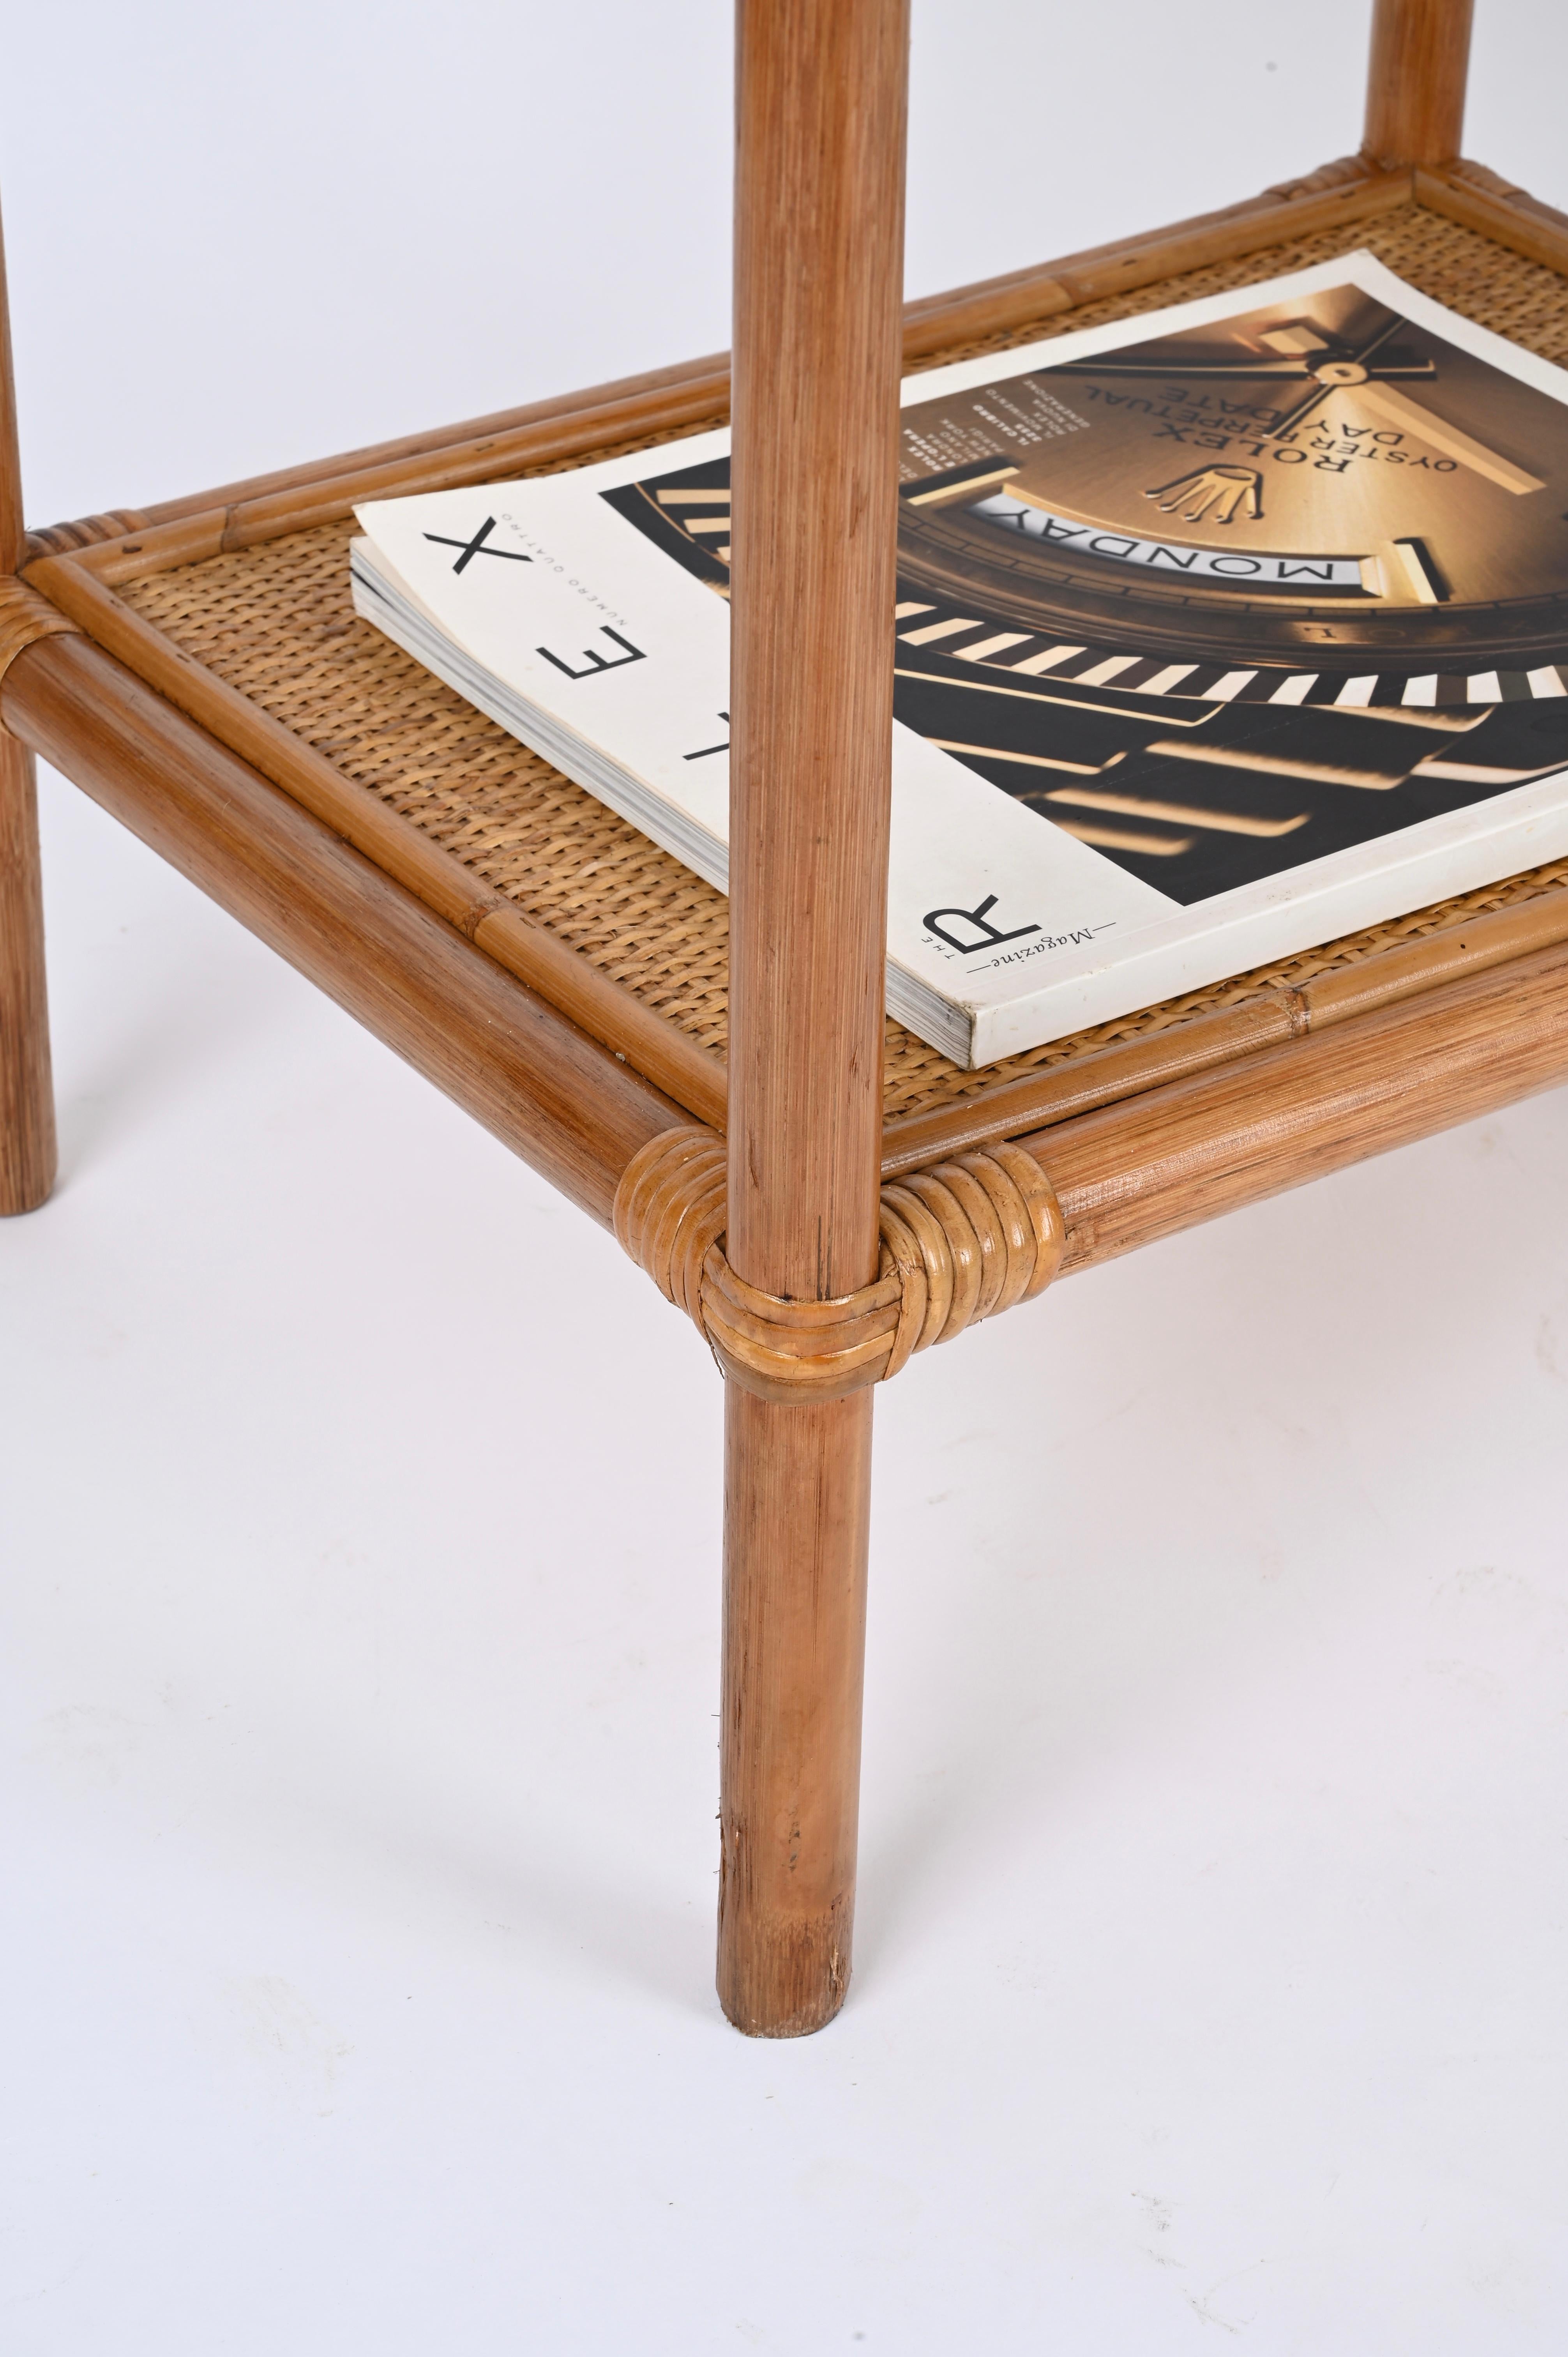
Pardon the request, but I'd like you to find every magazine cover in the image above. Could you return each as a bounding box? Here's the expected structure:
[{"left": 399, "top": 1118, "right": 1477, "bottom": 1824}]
[{"left": 353, "top": 253, "right": 1568, "bottom": 1064}]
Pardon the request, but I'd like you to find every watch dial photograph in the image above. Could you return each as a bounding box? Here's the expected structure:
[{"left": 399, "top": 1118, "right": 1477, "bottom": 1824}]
[{"left": 609, "top": 267, "right": 1568, "bottom": 905}]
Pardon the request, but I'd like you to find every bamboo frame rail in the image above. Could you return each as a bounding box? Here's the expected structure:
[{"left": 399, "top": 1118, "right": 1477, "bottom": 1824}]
[
  {"left": 1035, "top": 936, "right": 1568, "bottom": 1269},
  {"left": 1416, "top": 159, "right": 1568, "bottom": 274}
]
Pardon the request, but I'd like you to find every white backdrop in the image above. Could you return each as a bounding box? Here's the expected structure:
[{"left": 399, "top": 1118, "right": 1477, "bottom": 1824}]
[{"left": 4, "top": 5, "right": 1568, "bottom": 2350}]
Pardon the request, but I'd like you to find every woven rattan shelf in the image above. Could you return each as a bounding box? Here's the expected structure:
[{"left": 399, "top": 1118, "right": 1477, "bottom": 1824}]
[{"left": 3, "top": 0, "right": 1564, "bottom": 2034}]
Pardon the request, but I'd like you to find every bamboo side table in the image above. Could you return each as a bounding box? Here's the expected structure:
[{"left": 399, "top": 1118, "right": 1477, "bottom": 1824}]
[{"left": 4, "top": 0, "right": 1567, "bottom": 2036}]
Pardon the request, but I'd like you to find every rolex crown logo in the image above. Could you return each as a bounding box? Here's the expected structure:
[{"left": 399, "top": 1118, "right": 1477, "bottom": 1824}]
[{"left": 1145, "top": 465, "right": 1263, "bottom": 525}]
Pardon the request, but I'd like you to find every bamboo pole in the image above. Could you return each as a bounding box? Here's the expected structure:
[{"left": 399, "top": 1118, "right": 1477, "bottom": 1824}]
[
  {"left": 0, "top": 194, "right": 56, "bottom": 1216},
  {"left": 719, "top": 0, "right": 909, "bottom": 2037},
  {"left": 1363, "top": 0, "right": 1474, "bottom": 167}
]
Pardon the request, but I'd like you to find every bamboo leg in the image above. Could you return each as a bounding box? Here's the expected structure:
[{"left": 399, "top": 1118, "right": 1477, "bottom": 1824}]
[
  {"left": 0, "top": 732, "right": 55, "bottom": 1213},
  {"left": 718, "top": 1387, "right": 873, "bottom": 2037},
  {"left": 0, "top": 192, "right": 55, "bottom": 1217},
  {"left": 721, "top": 0, "right": 908, "bottom": 2033},
  {"left": 1363, "top": 0, "right": 1474, "bottom": 166}
]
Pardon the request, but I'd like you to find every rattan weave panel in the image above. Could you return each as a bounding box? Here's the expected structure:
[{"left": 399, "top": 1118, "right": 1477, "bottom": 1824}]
[{"left": 122, "top": 204, "right": 1568, "bottom": 1120}]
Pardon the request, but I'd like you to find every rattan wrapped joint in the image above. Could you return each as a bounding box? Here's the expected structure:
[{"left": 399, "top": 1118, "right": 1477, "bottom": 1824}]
[
  {"left": 614, "top": 1125, "right": 1065, "bottom": 1401},
  {"left": 0, "top": 576, "right": 81, "bottom": 690}
]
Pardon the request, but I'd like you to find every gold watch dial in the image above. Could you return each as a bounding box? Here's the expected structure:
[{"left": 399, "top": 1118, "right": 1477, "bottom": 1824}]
[
  {"left": 895, "top": 282, "right": 1568, "bottom": 676},
  {"left": 606, "top": 277, "right": 1568, "bottom": 910}
]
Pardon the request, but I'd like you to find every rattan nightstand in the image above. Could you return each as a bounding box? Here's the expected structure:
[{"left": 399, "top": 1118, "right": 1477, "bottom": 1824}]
[{"left": 3, "top": 0, "right": 1563, "bottom": 2035}]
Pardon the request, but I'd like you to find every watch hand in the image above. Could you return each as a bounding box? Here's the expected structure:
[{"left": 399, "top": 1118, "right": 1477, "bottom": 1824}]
[
  {"left": 1264, "top": 337, "right": 1452, "bottom": 455},
  {"left": 1050, "top": 356, "right": 1314, "bottom": 377},
  {"left": 1049, "top": 333, "right": 1434, "bottom": 382},
  {"left": 1347, "top": 313, "right": 1404, "bottom": 371},
  {"left": 1353, "top": 383, "right": 1545, "bottom": 493},
  {"left": 1049, "top": 357, "right": 1433, "bottom": 380},
  {"left": 1266, "top": 383, "right": 1331, "bottom": 444}
]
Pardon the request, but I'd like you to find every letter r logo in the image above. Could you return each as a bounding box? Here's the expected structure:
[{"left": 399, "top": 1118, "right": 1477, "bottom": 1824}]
[{"left": 923, "top": 895, "right": 1042, "bottom": 955}]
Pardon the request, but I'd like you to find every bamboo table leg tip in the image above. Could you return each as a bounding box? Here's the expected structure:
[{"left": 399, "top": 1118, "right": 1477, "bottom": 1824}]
[
  {"left": 0, "top": 1158, "right": 56, "bottom": 1216},
  {"left": 716, "top": 1897, "right": 855, "bottom": 2038},
  {"left": 0, "top": 1038, "right": 55, "bottom": 1214},
  {"left": 719, "top": 1387, "right": 873, "bottom": 2038}
]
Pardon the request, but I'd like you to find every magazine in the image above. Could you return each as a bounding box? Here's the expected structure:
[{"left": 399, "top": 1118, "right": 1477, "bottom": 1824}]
[{"left": 351, "top": 252, "right": 1568, "bottom": 1066}]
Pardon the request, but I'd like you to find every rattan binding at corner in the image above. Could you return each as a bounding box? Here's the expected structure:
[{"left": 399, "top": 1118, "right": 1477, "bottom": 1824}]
[
  {"left": 22, "top": 509, "right": 148, "bottom": 562},
  {"left": 615, "top": 1125, "right": 1065, "bottom": 1400},
  {"left": 0, "top": 575, "right": 79, "bottom": 689}
]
